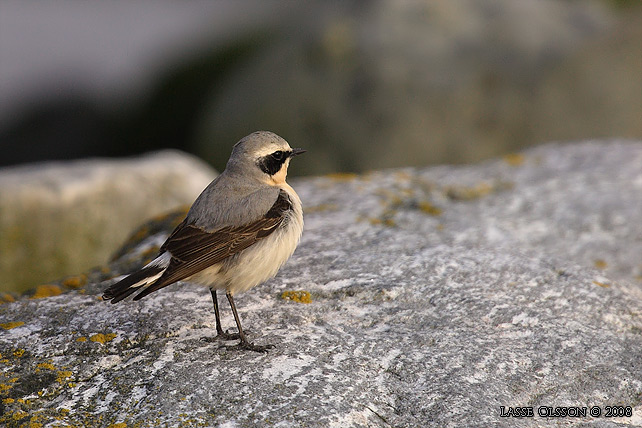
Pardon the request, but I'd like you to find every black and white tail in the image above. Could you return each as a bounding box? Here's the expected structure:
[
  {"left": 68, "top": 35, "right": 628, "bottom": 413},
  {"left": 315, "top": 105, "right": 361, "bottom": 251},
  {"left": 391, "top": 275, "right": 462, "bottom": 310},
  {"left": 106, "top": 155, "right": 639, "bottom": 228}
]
[{"left": 102, "top": 254, "right": 169, "bottom": 303}]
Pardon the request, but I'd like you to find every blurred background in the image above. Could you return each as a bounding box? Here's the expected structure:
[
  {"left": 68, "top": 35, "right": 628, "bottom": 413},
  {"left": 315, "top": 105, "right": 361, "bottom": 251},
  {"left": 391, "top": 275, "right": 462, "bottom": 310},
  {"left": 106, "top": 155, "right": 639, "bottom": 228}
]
[{"left": 1, "top": 0, "right": 640, "bottom": 177}]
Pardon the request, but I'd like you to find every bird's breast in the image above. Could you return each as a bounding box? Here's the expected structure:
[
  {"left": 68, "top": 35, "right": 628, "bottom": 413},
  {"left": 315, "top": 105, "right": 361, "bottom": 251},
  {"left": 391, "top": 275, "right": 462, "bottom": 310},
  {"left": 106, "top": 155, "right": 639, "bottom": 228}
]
[{"left": 224, "top": 185, "right": 303, "bottom": 295}]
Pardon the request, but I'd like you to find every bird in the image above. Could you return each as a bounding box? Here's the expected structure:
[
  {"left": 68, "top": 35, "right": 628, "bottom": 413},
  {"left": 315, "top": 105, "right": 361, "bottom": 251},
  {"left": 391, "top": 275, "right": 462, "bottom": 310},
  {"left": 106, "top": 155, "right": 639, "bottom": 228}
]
[{"left": 103, "top": 131, "right": 305, "bottom": 352}]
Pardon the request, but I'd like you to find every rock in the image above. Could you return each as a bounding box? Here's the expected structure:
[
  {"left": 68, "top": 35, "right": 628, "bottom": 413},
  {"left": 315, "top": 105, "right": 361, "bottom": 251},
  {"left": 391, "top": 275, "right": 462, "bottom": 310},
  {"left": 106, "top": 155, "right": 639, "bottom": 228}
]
[
  {"left": 0, "top": 151, "right": 216, "bottom": 294},
  {"left": 1, "top": 140, "right": 642, "bottom": 426}
]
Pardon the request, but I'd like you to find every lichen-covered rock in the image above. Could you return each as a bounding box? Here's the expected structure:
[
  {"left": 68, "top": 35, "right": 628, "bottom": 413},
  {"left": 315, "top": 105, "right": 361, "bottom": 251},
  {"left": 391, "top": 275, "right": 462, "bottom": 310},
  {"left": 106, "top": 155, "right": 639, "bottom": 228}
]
[
  {"left": 0, "top": 151, "right": 216, "bottom": 294},
  {"left": 1, "top": 140, "right": 642, "bottom": 427}
]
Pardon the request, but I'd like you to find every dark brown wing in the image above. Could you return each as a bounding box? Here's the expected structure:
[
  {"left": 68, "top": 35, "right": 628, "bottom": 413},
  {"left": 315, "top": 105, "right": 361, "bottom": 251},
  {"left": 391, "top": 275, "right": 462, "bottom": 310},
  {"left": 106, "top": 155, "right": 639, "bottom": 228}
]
[{"left": 132, "top": 190, "right": 292, "bottom": 300}]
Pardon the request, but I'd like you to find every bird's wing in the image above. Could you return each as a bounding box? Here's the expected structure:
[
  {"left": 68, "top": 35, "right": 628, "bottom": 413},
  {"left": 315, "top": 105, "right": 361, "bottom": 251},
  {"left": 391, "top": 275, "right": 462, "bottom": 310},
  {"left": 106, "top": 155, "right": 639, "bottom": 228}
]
[{"left": 132, "top": 190, "right": 292, "bottom": 300}]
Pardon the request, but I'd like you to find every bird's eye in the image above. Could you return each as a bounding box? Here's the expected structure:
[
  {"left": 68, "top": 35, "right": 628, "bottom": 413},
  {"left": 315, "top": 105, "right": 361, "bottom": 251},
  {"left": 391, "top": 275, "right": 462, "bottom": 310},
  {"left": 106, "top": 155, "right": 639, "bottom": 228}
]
[{"left": 271, "top": 151, "right": 285, "bottom": 160}]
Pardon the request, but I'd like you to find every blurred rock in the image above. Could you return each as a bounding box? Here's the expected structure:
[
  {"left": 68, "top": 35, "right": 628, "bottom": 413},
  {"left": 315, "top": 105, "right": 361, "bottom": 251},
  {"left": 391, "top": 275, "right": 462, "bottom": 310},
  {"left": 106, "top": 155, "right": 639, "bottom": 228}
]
[
  {"left": 2, "top": 1, "right": 636, "bottom": 177},
  {"left": 196, "top": 0, "right": 617, "bottom": 175},
  {"left": 0, "top": 33, "right": 271, "bottom": 168},
  {"left": 1, "top": 140, "right": 641, "bottom": 426},
  {"left": 0, "top": 151, "right": 216, "bottom": 293},
  {"left": 529, "top": 8, "right": 642, "bottom": 144}
]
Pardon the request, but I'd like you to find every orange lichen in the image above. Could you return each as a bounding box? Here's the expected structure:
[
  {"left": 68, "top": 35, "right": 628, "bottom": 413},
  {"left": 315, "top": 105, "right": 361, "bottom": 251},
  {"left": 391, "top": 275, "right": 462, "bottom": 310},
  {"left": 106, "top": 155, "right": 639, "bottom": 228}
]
[
  {"left": 89, "top": 333, "right": 117, "bottom": 344},
  {"left": 281, "top": 290, "right": 312, "bottom": 304},
  {"left": 12, "top": 410, "right": 28, "bottom": 421},
  {"left": 0, "top": 321, "right": 24, "bottom": 330},
  {"left": 593, "top": 281, "right": 610, "bottom": 288},
  {"left": 36, "top": 362, "right": 56, "bottom": 371},
  {"left": 445, "top": 183, "right": 493, "bottom": 200},
  {"left": 594, "top": 259, "right": 608, "bottom": 269},
  {"left": 0, "top": 293, "right": 15, "bottom": 304},
  {"left": 418, "top": 201, "right": 442, "bottom": 216},
  {"left": 503, "top": 153, "right": 525, "bottom": 166},
  {"left": 31, "top": 284, "right": 63, "bottom": 299},
  {"left": 395, "top": 171, "right": 412, "bottom": 180},
  {"left": 62, "top": 274, "right": 88, "bottom": 289},
  {"left": 368, "top": 217, "right": 396, "bottom": 227},
  {"left": 56, "top": 371, "right": 72, "bottom": 384}
]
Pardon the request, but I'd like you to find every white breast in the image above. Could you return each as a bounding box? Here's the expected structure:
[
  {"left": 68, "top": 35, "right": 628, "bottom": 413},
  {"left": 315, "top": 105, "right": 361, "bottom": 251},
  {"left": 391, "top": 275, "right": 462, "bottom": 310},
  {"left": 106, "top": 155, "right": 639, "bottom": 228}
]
[{"left": 221, "top": 184, "right": 303, "bottom": 295}]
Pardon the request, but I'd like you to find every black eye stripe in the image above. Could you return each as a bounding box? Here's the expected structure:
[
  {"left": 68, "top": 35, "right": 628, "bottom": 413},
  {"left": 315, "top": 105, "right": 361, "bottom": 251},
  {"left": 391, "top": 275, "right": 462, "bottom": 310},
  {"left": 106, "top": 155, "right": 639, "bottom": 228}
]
[
  {"left": 257, "top": 150, "right": 291, "bottom": 175},
  {"left": 271, "top": 150, "right": 292, "bottom": 161}
]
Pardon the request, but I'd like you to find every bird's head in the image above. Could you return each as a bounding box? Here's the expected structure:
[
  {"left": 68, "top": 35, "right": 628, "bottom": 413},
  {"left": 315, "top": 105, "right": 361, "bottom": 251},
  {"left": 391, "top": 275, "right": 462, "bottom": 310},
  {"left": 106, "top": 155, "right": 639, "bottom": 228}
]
[{"left": 226, "top": 131, "right": 305, "bottom": 185}]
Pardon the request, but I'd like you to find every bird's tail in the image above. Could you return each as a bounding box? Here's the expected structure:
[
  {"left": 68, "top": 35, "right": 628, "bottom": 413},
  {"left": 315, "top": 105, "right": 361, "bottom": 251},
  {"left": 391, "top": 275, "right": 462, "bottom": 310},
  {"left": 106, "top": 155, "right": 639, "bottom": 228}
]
[{"left": 102, "top": 255, "right": 169, "bottom": 303}]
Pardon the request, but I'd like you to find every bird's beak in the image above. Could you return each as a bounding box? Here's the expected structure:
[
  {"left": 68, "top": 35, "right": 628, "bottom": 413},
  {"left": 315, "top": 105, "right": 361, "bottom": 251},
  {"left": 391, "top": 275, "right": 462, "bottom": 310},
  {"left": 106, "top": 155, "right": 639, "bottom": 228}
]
[{"left": 290, "top": 148, "right": 306, "bottom": 157}]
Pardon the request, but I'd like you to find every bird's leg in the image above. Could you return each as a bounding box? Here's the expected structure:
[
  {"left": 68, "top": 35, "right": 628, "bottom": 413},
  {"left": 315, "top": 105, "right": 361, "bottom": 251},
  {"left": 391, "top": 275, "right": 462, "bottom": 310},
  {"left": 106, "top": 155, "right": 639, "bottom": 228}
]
[
  {"left": 209, "top": 288, "right": 240, "bottom": 341},
  {"left": 226, "top": 290, "right": 274, "bottom": 353}
]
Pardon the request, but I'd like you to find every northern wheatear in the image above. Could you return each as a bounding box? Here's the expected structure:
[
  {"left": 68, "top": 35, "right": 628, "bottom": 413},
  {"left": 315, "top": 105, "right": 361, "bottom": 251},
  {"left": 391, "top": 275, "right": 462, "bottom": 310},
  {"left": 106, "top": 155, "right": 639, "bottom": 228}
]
[{"left": 103, "top": 131, "right": 304, "bottom": 352}]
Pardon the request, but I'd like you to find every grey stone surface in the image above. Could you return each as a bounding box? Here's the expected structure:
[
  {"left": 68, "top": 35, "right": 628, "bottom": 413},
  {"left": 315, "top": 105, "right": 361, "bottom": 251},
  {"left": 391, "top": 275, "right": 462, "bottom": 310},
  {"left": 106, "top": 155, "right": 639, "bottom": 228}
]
[
  {"left": 0, "top": 150, "right": 216, "bottom": 293},
  {"left": 1, "top": 140, "right": 642, "bottom": 427}
]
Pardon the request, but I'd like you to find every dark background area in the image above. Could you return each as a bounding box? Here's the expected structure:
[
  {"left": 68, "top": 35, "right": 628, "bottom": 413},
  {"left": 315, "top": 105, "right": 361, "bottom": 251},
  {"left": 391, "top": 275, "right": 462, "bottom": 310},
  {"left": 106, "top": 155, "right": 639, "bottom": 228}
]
[{"left": 0, "top": 0, "right": 640, "bottom": 176}]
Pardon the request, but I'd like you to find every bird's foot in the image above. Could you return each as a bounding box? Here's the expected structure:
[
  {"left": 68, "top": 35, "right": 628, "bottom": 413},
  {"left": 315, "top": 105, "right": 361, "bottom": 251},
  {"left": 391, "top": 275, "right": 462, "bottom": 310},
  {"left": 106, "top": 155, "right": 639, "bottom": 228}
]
[{"left": 229, "top": 340, "right": 275, "bottom": 353}]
